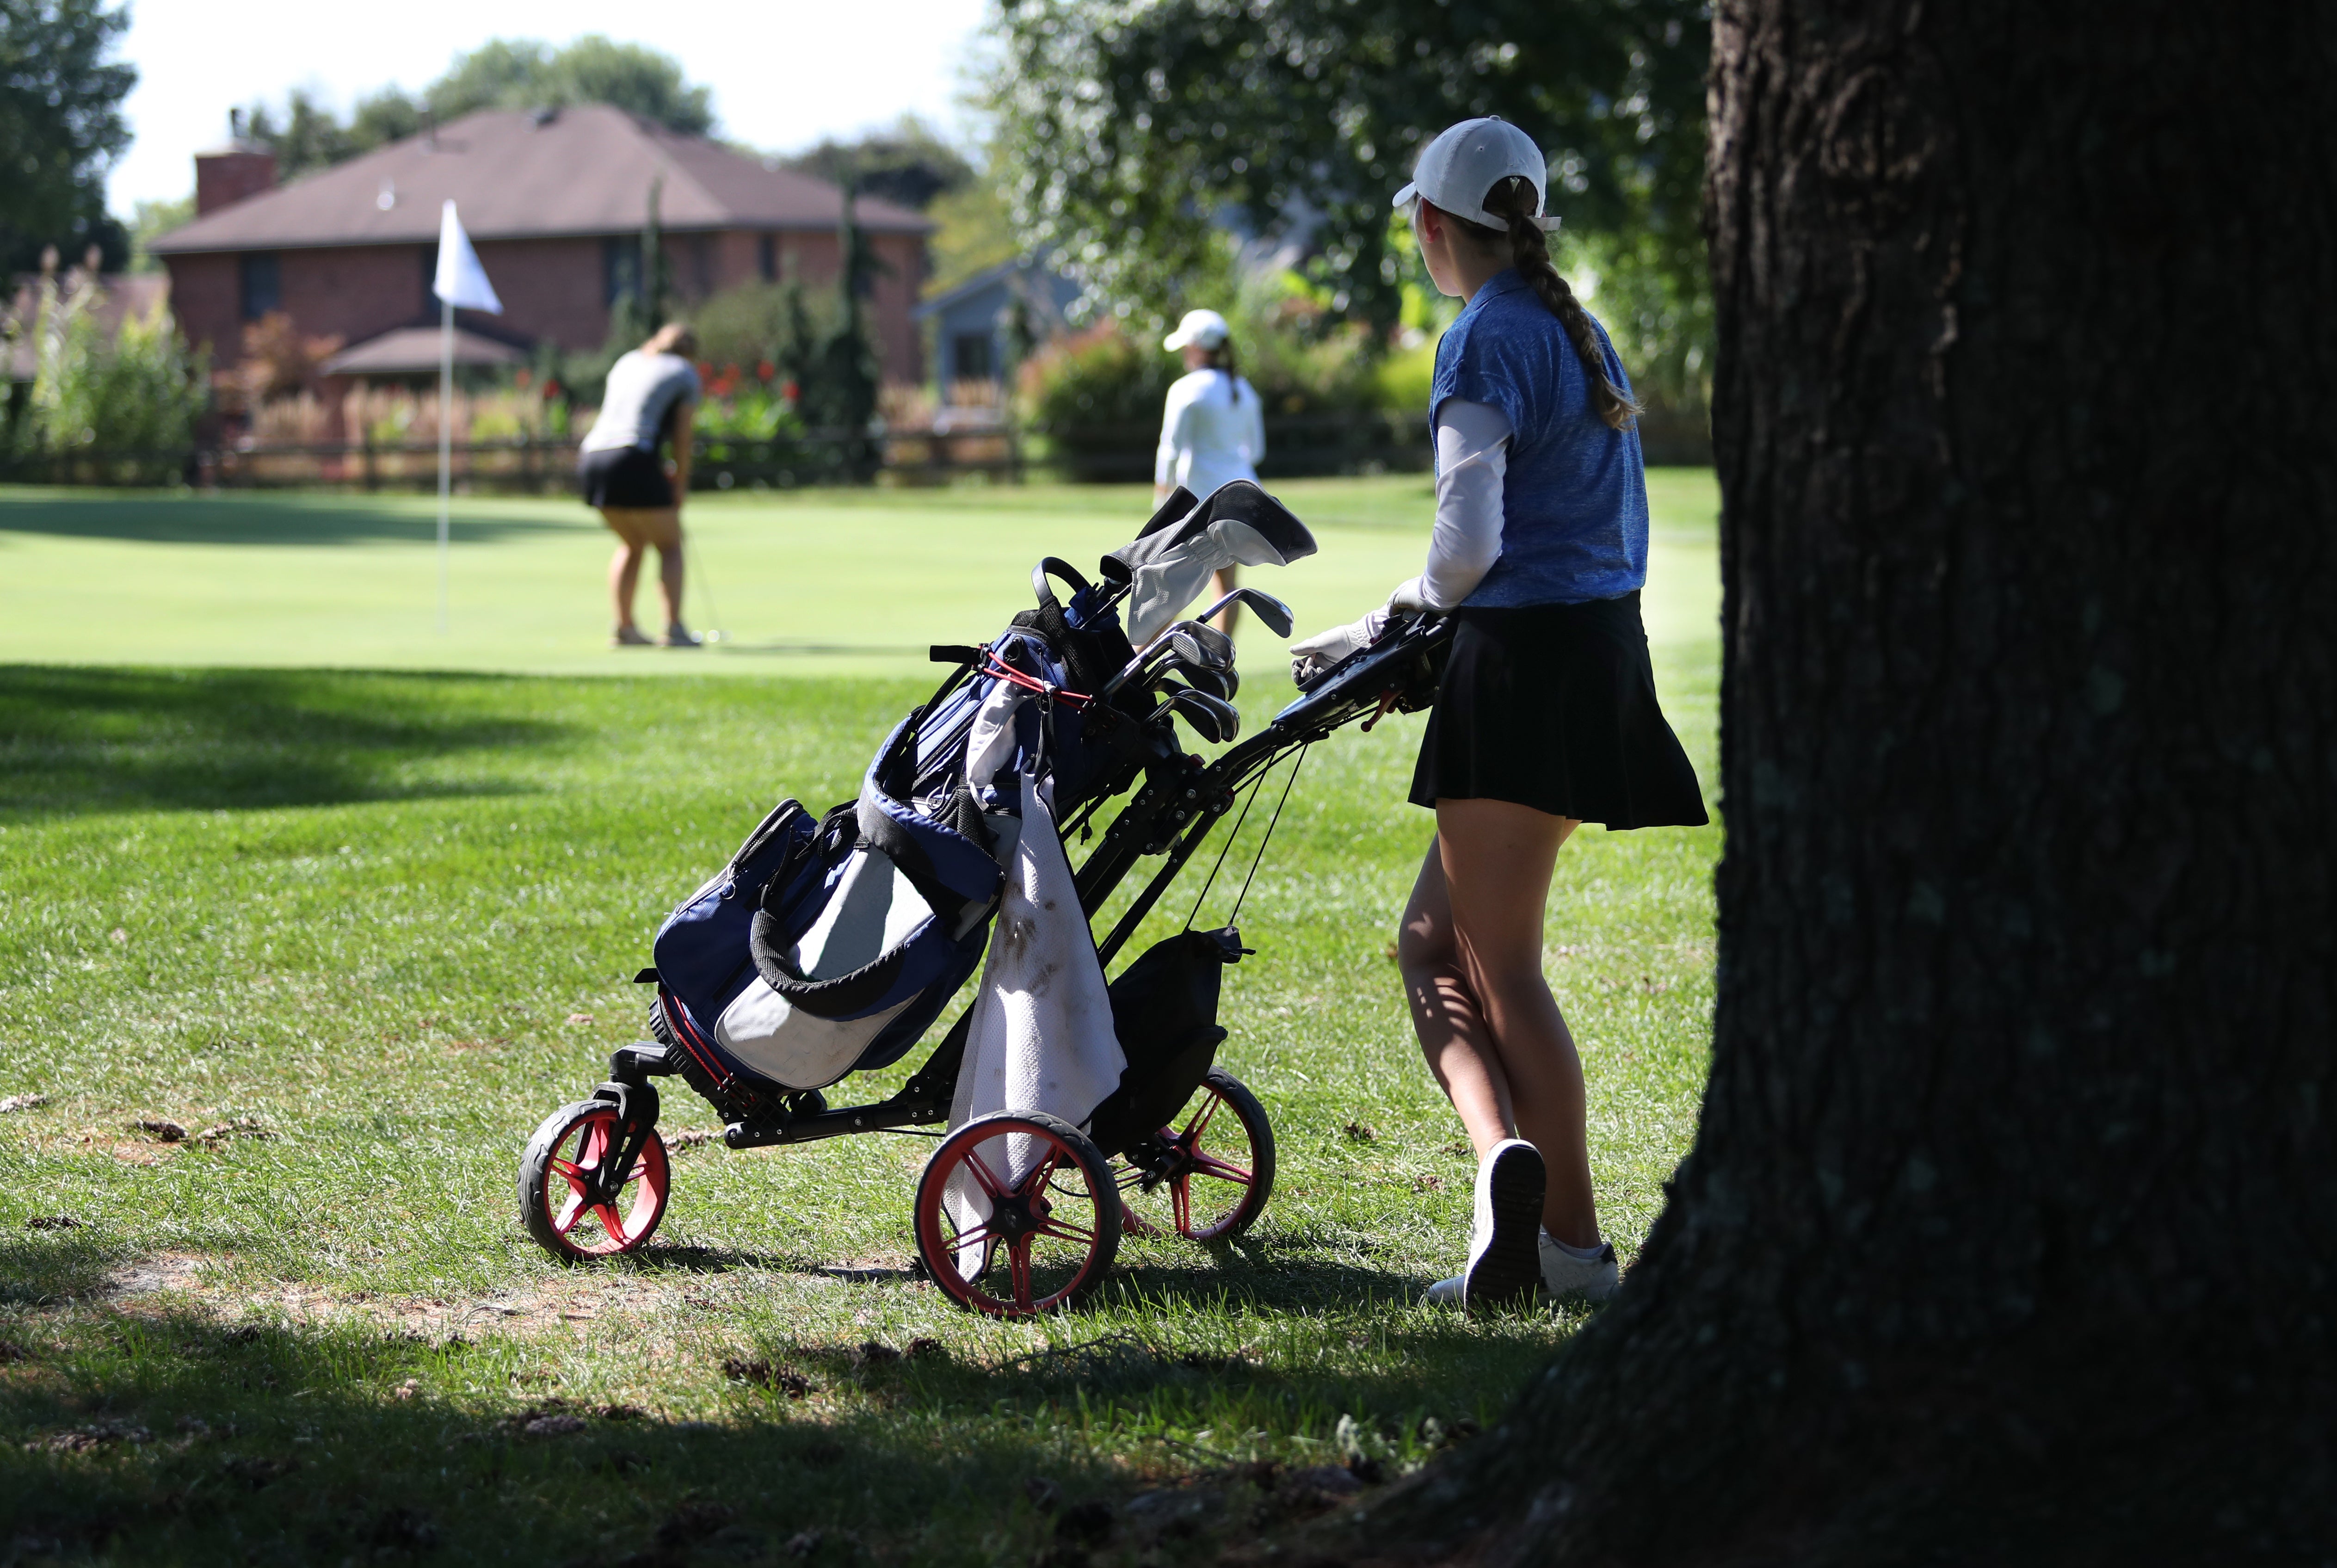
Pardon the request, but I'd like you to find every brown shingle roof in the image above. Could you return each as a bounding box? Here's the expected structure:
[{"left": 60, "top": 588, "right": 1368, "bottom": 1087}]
[
  {"left": 151, "top": 105, "right": 931, "bottom": 255},
  {"left": 321, "top": 325, "right": 527, "bottom": 377}
]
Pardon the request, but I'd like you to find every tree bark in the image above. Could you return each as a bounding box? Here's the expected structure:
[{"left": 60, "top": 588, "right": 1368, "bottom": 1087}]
[{"left": 1326, "top": 2, "right": 2337, "bottom": 1561}]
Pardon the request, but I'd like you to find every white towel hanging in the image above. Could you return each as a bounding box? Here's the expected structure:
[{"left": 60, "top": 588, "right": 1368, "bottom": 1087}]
[{"left": 942, "top": 769, "right": 1127, "bottom": 1278}]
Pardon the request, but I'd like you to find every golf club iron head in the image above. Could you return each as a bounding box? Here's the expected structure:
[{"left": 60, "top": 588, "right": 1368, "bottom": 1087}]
[
  {"left": 1162, "top": 661, "right": 1236, "bottom": 700},
  {"left": 1100, "top": 618, "right": 1236, "bottom": 700},
  {"left": 1195, "top": 587, "right": 1295, "bottom": 639},
  {"left": 1165, "top": 621, "right": 1236, "bottom": 672},
  {"left": 1148, "top": 687, "right": 1242, "bottom": 744}
]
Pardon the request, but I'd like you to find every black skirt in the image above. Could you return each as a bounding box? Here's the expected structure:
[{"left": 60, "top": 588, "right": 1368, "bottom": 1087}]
[
  {"left": 579, "top": 445, "right": 674, "bottom": 508},
  {"left": 1409, "top": 593, "right": 1709, "bottom": 829}
]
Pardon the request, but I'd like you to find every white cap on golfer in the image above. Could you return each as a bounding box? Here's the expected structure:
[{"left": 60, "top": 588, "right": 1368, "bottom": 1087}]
[
  {"left": 1392, "top": 117, "right": 1560, "bottom": 232},
  {"left": 1162, "top": 309, "right": 1231, "bottom": 352}
]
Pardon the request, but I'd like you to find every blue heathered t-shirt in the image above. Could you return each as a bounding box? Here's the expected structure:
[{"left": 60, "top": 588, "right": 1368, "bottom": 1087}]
[{"left": 1429, "top": 268, "right": 1650, "bottom": 607}]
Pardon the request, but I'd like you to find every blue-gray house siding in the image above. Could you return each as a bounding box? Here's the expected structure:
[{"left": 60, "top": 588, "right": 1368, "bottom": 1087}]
[{"left": 914, "top": 255, "right": 1085, "bottom": 397}]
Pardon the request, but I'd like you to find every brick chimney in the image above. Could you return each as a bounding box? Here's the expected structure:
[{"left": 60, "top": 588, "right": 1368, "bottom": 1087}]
[{"left": 196, "top": 108, "right": 276, "bottom": 216}]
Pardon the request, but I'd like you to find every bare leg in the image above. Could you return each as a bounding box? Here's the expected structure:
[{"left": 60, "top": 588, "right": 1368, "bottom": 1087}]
[
  {"left": 1397, "top": 800, "right": 1598, "bottom": 1247},
  {"left": 609, "top": 540, "right": 647, "bottom": 633},
  {"left": 1207, "top": 566, "right": 1239, "bottom": 634},
  {"left": 1398, "top": 840, "right": 1517, "bottom": 1154},
  {"left": 654, "top": 538, "right": 685, "bottom": 630}
]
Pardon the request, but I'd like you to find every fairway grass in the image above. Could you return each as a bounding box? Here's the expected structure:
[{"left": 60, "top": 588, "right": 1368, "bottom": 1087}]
[
  {"left": 0, "top": 470, "right": 1719, "bottom": 679},
  {"left": 0, "top": 475, "right": 1719, "bottom": 1564}
]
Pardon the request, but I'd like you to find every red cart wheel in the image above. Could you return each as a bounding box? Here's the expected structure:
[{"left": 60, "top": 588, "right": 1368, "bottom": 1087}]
[
  {"left": 1118, "top": 1068, "right": 1275, "bottom": 1243},
  {"left": 518, "top": 1101, "right": 670, "bottom": 1260},
  {"left": 914, "top": 1111, "right": 1121, "bottom": 1317}
]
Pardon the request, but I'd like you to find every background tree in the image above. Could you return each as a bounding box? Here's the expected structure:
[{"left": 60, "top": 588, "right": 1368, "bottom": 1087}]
[
  {"left": 783, "top": 115, "right": 974, "bottom": 213},
  {"left": 804, "top": 174, "right": 883, "bottom": 435},
  {"left": 126, "top": 193, "right": 192, "bottom": 273},
  {"left": 239, "top": 90, "right": 362, "bottom": 180},
  {"left": 985, "top": 0, "right": 1705, "bottom": 342},
  {"left": 422, "top": 35, "right": 715, "bottom": 134},
  {"left": 1319, "top": 0, "right": 2336, "bottom": 1559},
  {"left": 238, "top": 36, "right": 715, "bottom": 182},
  {"left": 0, "top": 0, "right": 134, "bottom": 273}
]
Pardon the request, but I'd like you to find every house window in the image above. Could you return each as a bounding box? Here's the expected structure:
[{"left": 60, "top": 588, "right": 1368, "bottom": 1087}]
[
  {"left": 420, "top": 244, "right": 438, "bottom": 312},
  {"left": 239, "top": 253, "right": 281, "bottom": 320},
  {"left": 952, "top": 332, "right": 995, "bottom": 383},
  {"left": 758, "top": 233, "right": 777, "bottom": 283},
  {"left": 603, "top": 237, "right": 641, "bottom": 307}
]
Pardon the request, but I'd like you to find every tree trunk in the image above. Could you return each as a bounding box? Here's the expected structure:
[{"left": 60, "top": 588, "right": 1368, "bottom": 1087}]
[{"left": 1330, "top": 2, "right": 2337, "bottom": 1561}]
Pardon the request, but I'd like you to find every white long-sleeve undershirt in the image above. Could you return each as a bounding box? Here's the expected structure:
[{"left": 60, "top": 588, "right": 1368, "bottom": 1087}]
[
  {"left": 1154, "top": 369, "right": 1265, "bottom": 496},
  {"left": 1393, "top": 398, "right": 1512, "bottom": 612}
]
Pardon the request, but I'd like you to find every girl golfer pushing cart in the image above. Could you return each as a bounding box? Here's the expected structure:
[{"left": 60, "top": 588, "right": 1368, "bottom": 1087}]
[{"left": 1291, "top": 117, "right": 1708, "bottom": 1310}]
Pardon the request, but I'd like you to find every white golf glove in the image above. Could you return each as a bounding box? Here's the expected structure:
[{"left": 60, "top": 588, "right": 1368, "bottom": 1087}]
[
  {"left": 1290, "top": 608, "right": 1388, "bottom": 687},
  {"left": 1386, "top": 576, "right": 1431, "bottom": 616},
  {"left": 1289, "top": 579, "right": 1442, "bottom": 687}
]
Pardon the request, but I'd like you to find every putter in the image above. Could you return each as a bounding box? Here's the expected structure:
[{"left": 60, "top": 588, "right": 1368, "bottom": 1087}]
[{"left": 1194, "top": 587, "right": 1295, "bottom": 639}]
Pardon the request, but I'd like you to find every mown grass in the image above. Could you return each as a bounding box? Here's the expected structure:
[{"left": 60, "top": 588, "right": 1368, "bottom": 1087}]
[
  {"left": 0, "top": 479, "right": 1719, "bottom": 1565},
  {"left": 0, "top": 469, "right": 1720, "bottom": 679}
]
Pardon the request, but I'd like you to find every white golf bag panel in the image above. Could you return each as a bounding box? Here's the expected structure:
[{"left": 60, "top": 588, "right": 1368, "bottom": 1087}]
[
  {"left": 714, "top": 982, "right": 919, "bottom": 1091},
  {"left": 714, "top": 847, "right": 938, "bottom": 1089}
]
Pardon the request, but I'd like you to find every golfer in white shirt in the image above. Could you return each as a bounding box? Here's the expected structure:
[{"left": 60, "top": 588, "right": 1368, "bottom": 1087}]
[{"left": 1154, "top": 309, "right": 1266, "bottom": 629}]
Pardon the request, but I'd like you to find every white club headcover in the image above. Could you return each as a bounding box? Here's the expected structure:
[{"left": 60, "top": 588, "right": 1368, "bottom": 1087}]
[{"left": 1121, "top": 518, "right": 1295, "bottom": 646}]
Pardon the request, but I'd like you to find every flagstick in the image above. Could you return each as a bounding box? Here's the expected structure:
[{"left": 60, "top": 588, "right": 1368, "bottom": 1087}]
[{"left": 437, "top": 292, "right": 452, "bottom": 636}]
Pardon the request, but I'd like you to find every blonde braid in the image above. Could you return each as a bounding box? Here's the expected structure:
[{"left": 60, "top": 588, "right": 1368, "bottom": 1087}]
[{"left": 1476, "top": 177, "right": 1641, "bottom": 432}]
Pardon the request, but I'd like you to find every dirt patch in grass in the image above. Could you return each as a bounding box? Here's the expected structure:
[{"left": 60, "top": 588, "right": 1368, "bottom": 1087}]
[{"left": 95, "top": 1250, "right": 705, "bottom": 1339}]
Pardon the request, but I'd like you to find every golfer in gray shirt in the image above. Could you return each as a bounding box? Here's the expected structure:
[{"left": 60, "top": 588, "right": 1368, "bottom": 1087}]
[{"left": 578, "top": 322, "right": 703, "bottom": 647}]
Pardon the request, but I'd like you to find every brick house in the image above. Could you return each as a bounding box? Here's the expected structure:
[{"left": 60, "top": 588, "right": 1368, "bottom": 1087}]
[{"left": 150, "top": 105, "right": 932, "bottom": 385}]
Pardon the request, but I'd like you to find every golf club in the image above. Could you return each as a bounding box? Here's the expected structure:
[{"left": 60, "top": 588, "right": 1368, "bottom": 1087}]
[
  {"left": 1166, "top": 622, "right": 1235, "bottom": 673},
  {"left": 1194, "top": 587, "right": 1295, "bottom": 639},
  {"left": 1161, "top": 661, "right": 1237, "bottom": 700},
  {"left": 1146, "top": 686, "right": 1242, "bottom": 744},
  {"left": 684, "top": 532, "right": 727, "bottom": 644},
  {"left": 1100, "top": 618, "right": 1238, "bottom": 699}
]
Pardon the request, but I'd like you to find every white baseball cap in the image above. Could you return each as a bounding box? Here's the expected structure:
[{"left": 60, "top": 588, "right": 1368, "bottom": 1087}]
[
  {"left": 1162, "top": 309, "right": 1231, "bottom": 352},
  {"left": 1391, "top": 117, "right": 1560, "bottom": 232}
]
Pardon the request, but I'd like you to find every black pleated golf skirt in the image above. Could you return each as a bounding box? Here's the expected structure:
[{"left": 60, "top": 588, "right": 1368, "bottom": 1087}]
[
  {"left": 1409, "top": 593, "right": 1709, "bottom": 829},
  {"left": 578, "top": 444, "right": 674, "bottom": 509}
]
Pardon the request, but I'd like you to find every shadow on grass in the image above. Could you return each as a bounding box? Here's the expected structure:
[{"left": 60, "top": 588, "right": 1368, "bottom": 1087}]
[
  {"left": 0, "top": 491, "right": 580, "bottom": 547},
  {"left": 0, "top": 667, "right": 575, "bottom": 820},
  {"left": 0, "top": 1247, "right": 1534, "bottom": 1568}
]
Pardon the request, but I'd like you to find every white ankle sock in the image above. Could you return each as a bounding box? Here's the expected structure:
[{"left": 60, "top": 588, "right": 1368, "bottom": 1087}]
[{"left": 1541, "top": 1228, "right": 1606, "bottom": 1261}]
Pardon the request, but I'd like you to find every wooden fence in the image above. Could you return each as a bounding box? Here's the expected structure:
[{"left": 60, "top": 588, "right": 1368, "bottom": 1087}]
[{"left": 0, "top": 407, "right": 1707, "bottom": 492}]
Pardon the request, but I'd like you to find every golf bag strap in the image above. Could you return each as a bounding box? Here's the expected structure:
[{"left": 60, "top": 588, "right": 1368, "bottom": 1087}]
[
  {"left": 854, "top": 790, "right": 969, "bottom": 926},
  {"left": 747, "top": 906, "right": 921, "bottom": 1019},
  {"left": 1031, "top": 557, "right": 1094, "bottom": 614}
]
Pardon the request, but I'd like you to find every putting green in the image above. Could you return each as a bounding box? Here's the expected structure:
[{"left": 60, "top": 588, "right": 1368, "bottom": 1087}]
[{"left": 0, "top": 471, "right": 1717, "bottom": 678}]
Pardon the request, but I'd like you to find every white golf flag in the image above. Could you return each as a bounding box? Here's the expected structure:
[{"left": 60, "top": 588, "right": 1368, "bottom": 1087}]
[{"left": 432, "top": 200, "right": 502, "bottom": 314}]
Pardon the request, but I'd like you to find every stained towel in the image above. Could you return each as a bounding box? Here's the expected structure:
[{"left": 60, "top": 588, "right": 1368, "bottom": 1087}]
[{"left": 943, "top": 769, "right": 1128, "bottom": 1278}]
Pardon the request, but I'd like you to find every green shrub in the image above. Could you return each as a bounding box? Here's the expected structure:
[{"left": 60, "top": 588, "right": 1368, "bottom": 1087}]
[
  {"left": 691, "top": 280, "right": 839, "bottom": 379},
  {"left": 18, "top": 274, "right": 209, "bottom": 479},
  {"left": 1016, "top": 274, "right": 1389, "bottom": 437},
  {"left": 1016, "top": 321, "right": 1176, "bottom": 434},
  {"left": 694, "top": 379, "right": 806, "bottom": 451},
  {"left": 1372, "top": 338, "right": 1437, "bottom": 418}
]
